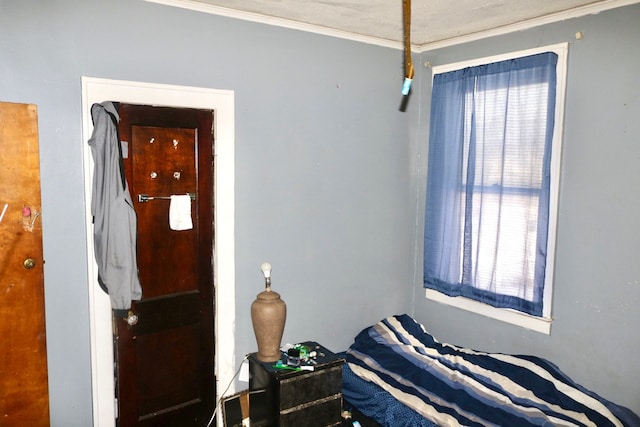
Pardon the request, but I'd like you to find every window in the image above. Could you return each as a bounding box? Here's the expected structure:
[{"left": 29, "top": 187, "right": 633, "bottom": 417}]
[{"left": 423, "top": 44, "right": 567, "bottom": 333}]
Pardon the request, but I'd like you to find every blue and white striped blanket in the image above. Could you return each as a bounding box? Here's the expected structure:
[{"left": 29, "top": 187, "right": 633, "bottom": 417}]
[{"left": 345, "top": 315, "right": 640, "bottom": 427}]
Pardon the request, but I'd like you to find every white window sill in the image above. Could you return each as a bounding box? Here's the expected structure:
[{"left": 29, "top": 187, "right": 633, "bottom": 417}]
[{"left": 425, "top": 289, "right": 552, "bottom": 334}]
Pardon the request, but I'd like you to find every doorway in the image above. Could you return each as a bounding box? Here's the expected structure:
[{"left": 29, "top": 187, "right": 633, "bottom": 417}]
[{"left": 82, "top": 78, "right": 236, "bottom": 427}]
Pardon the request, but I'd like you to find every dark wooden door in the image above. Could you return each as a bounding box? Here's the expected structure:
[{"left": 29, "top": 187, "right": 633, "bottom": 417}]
[
  {"left": 114, "top": 104, "right": 215, "bottom": 427},
  {"left": 0, "top": 102, "right": 49, "bottom": 426}
]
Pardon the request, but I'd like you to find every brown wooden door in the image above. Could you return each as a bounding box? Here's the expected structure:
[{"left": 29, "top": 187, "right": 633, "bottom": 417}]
[
  {"left": 114, "top": 104, "right": 215, "bottom": 427},
  {"left": 0, "top": 102, "right": 49, "bottom": 426}
]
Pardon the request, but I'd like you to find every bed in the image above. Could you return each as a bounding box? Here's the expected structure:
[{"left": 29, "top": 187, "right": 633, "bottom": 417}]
[{"left": 343, "top": 314, "right": 640, "bottom": 427}]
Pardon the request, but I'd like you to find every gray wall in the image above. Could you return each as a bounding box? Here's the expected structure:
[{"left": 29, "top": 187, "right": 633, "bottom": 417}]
[
  {"left": 1, "top": 1, "right": 411, "bottom": 426},
  {"left": 412, "top": 4, "right": 640, "bottom": 414},
  {"left": 1, "top": 0, "right": 638, "bottom": 425}
]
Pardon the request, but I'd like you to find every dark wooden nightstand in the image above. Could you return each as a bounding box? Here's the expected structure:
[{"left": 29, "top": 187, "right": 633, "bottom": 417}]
[{"left": 248, "top": 341, "right": 344, "bottom": 427}]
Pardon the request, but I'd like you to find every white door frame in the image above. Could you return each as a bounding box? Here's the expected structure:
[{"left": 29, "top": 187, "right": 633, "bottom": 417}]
[{"left": 81, "top": 77, "right": 236, "bottom": 427}]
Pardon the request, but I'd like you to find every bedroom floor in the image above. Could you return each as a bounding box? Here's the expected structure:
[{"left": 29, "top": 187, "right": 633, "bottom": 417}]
[{"left": 342, "top": 405, "right": 381, "bottom": 427}]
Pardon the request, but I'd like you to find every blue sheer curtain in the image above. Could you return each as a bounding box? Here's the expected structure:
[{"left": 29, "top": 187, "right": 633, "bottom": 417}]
[{"left": 423, "top": 52, "right": 557, "bottom": 316}]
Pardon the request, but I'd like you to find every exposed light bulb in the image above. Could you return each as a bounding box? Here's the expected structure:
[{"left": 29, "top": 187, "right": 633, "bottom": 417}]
[{"left": 261, "top": 262, "right": 272, "bottom": 279}]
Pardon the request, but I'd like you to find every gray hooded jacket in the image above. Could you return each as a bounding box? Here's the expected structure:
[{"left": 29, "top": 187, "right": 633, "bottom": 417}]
[{"left": 88, "top": 102, "right": 142, "bottom": 314}]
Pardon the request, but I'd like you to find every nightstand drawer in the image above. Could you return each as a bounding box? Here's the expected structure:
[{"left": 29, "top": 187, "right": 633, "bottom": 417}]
[
  {"left": 279, "top": 364, "right": 342, "bottom": 409},
  {"left": 280, "top": 394, "right": 342, "bottom": 427}
]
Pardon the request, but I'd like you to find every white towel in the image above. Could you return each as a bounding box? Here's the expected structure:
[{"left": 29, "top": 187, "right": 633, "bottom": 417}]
[{"left": 169, "top": 194, "right": 193, "bottom": 231}]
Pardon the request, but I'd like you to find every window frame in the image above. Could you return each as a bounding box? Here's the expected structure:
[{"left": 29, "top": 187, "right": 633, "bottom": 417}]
[{"left": 424, "top": 43, "right": 568, "bottom": 334}]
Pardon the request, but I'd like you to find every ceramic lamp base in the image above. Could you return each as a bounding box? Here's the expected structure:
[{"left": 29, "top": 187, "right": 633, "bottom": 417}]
[{"left": 251, "top": 289, "right": 286, "bottom": 362}]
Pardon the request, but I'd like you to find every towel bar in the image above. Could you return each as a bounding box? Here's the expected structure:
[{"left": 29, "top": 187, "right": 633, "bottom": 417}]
[{"left": 137, "top": 193, "right": 195, "bottom": 203}]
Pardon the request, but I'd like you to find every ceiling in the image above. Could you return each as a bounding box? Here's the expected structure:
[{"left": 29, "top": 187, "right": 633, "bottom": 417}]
[{"left": 151, "top": 0, "right": 637, "bottom": 48}]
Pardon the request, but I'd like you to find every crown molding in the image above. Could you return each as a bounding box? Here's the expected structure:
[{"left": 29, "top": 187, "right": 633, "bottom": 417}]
[{"left": 144, "top": 0, "right": 402, "bottom": 49}]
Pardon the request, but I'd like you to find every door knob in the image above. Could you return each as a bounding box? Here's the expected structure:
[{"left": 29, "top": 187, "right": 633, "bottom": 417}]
[
  {"left": 125, "top": 310, "right": 139, "bottom": 326},
  {"left": 23, "top": 258, "right": 36, "bottom": 269}
]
